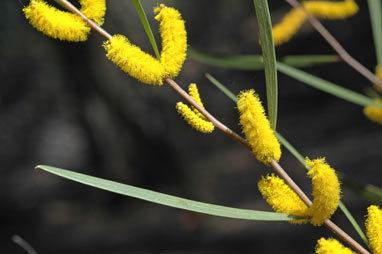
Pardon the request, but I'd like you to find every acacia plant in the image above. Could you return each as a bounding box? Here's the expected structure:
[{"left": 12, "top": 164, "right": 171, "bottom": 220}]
[{"left": 22, "top": 0, "right": 382, "bottom": 253}]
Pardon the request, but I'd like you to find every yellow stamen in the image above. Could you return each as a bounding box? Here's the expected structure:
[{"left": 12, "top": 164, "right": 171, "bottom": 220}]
[
  {"left": 155, "top": 4, "right": 187, "bottom": 79},
  {"left": 364, "top": 98, "right": 382, "bottom": 125},
  {"left": 79, "top": 0, "right": 106, "bottom": 26},
  {"left": 103, "top": 35, "right": 167, "bottom": 85},
  {"left": 366, "top": 205, "right": 382, "bottom": 254},
  {"left": 306, "top": 157, "right": 340, "bottom": 226},
  {"left": 258, "top": 174, "right": 309, "bottom": 224},
  {"left": 23, "top": 0, "right": 90, "bottom": 42},
  {"left": 303, "top": 0, "right": 359, "bottom": 20},
  {"left": 237, "top": 90, "right": 281, "bottom": 165},
  {"left": 176, "top": 102, "right": 214, "bottom": 133},
  {"left": 315, "top": 238, "right": 356, "bottom": 254},
  {"left": 272, "top": 8, "right": 307, "bottom": 46}
]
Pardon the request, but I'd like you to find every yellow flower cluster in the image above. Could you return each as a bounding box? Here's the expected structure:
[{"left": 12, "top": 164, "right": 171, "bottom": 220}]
[
  {"left": 258, "top": 174, "right": 309, "bottom": 224},
  {"left": 237, "top": 90, "right": 281, "bottom": 165},
  {"left": 103, "top": 35, "right": 166, "bottom": 85},
  {"left": 306, "top": 158, "right": 340, "bottom": 226},
  {"left": 23, "top": 0, "right": 106, "bottom": 41},
  {"left": 258, "top": 158, "right": 340, "bottom": 226},
  {"left": 272, "top": 0, "right": 358, "bottom": 46},
  {"left": 366, "top": 205, "right": 382, "bottom": 254},
  {"left": 364, "top": 99, "right": 382, "bottom": 125},
  {"left": 104, "top": 4, "right": 187, "bottom": 85},
  {"left": 315, "top": 205, "right": 382, "bottom": 253},
  {"left": 315, "top": 238, "right": 356, "bottom": 254},
  {"left": 176, "top": 84, "right": 214, "bottom": 133},
  {"left": 155, "top": 4, "right": 187, "bottom": 78}
]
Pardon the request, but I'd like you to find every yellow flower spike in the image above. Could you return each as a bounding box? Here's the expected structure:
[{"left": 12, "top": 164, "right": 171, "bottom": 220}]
[
  {"left": 155, "top": 4, "right": 187, "bottom": 78},
  {"left": 237, "top": 90, "right": 281, "bottom": 165},
  {"left": 303, "top": 0, "right": 359, "bottom": 20},
  {"left": 103, "top": 35, "right": 167, "bottom": 85},
  {"left": 306, "top": 157, "right": 340, "bottom": 226},
  {"left": 364, "top": 99, "right": 382, "bottom": 125},
  {"left": 80, "top": 0, "right": 106, "bottom": 26},
  {"left": 188, "top": 83, "right": 207, "bottom": 120},
  {"left": 272, "top": 8, "right": 307, "bottom": 46},
  {"left": 315, "top": 238, "right": 356, "bottom": 254},
  {"left": 374, "top": 65, "right": 382, "bottom": 93},
  {"left": 366, "top": 205, "right": 382, "bottom": 254},
  {"left": 258, "top": 174, "right": 309, "bottom": 224},
  {"left": 23, "top": 0, "right": 90, "bottom": 42},
  {"left": 176, "top": 102, "right": 214, "bottom": 133}
]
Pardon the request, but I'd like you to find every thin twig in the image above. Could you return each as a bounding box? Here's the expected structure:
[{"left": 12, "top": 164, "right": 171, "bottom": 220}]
[
  {"left": 284, "top": 0, "right": 382, "bottom": 89},
  {"left": 12, "top": 235, "right": 38, "bottom": 254},
  {"left": 50, "top": 1, "right": 370, "bottom": 253}
]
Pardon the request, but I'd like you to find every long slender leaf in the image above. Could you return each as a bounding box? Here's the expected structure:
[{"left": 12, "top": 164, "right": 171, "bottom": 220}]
[
  {"left": 205, "top": 73, "right": 238, "bottom": 102},
  {"left": 188, "top": 48, "right": 264, "bottom": 70},
  {"left": 277, "top": 62, "right": 379, "bottom": 107},
  {"left": 131, "top": 0, "right": 160, "bottom": 60},
  {"left": 368, "top": 0, "right": 382, "bottom": 66},
  {"left": 253, "top": 0, "right": 278, "bottom": 130},
  {"left": 282, "top": 55, "right": 340, "bottom": 67},
  {"left": 36, "top": 165, "right": 300, "bottom": 221}
]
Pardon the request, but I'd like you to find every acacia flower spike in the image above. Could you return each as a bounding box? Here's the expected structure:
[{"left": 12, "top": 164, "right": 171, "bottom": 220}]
[
  {"left": 176, "top": 83, "right": 214, "bottom": 133},
  {"left": 104, "top": 35, "right": 167, "bottom": 85},
  {"left": 306, "top": 157, "right": 341, "bottom": 226},
  {"left": 258, "top": 174, "right": 309, "bottom": 224},
  {"left": 315, "top": 238, "right": 356, "bottom": 254},
  {"left": 364, "top": 98, "right": 382, "bottom": 125},
  {"left": 366, "top": 205, "right": 382, "bottom": 254},
  {"left": 155, "top": 4, "right": 187, "bottom": 78},
  {"left": 23, "top": 0, "right": 91, "bottom": 41},
  {"left": 303, "top": 0, "right": 358, "bottom": 20},
  {"left": 237, "top": 90, "right": 281, "bottom": 165},
  {"left": 272, "top": 8, "right": 307, "bottom": 46}
]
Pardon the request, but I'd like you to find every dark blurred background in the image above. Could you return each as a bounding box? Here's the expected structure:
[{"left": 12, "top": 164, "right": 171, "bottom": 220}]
[{"left": 1, "top": 0, "right": 381, "bottom": 253}]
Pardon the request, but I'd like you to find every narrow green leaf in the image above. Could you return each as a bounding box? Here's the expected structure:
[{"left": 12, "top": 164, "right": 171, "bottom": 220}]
[
  {"left": 282, "top": 55, "right": 340, "bottom": 68},
  {"left": 368, "top": 0, "right": 382, "bottom": 66},
  {"left": 205, "top": 73, "right": 238, "bottom": 102},
  {"left": 253, "top": 0, "right": 278, "bottom": 130},
  {"left": 338, "top": 201, "right": 368, "bottom": 245},
  {"left": 188, "top": 48, "right": 264, "bottom": 70},
  {"left": 275, "top": 132, "right": 306, "bottom": 167},
  {"left": 36, "top": 165, "right": 300, "bottom": 221},
  {"left": 131, "top": 0, "right": 160, "bottom": 60},
  {"left": 277, "top": 62, "right": 379, "bottom": 107}
]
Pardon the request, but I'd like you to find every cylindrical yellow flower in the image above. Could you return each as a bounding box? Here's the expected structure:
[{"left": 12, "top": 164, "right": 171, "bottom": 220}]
[
  {"left": 80, "top": 0, "right": 106, "bottom": 26},
  {"left": 306, "top": 157, "right": 340, "bottom": 226},
  {"left": 237, "top": 90, "right": 281, "bottom": 165},
  {"left": 374, "top": 65, "right": 382, "bottom": 93},
  {"left": 176, "top": 102, "right": 214, "bottom": 133},
  {"left": 188, "top": 83, "right": 207, "bottom": 120},
  {"left": 364, "top": 98, "right": 382, "bottom": 125},
  {"left": 366, "top": 205, "right": 382, "bottom": 254},
  {"left": 23, "top": 0, "right": 90, "bottom": 42},
  {"left": 272, "top": 8, "right": 307, "bottom": 46},
  {"left": 315, "top": 238, "right": 356, "bottom": 254},
  {"left": 303, "top": 0, "right": 359, "bottom": 20},
  {"left": 103, "top": 35, "right": 167, "bottom": 85},
  {"left": 258, "top": 174, "right": 309, "bottom": 224},
  {"left": 155, "top": 4, "right": 187, "bottom": 79}
]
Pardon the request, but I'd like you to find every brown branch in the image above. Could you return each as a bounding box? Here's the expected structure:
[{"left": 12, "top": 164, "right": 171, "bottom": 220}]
[
  {"left": 51, "top": 1, "right": 370, "bottom": 253},
  {"left": 284, "top": 0, "right": 382, "bottom": 89}
]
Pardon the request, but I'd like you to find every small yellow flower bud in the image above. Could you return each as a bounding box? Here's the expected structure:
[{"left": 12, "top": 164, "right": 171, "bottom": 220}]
[
  {"left": 258, "top": 174, "right": 309, "bottom": 224},
  {"left": 364, "top": 99, "right": 382, "bottom": 125},
  {"left": 237, "top": 90, "right": 281, "bottom": 165},
  {"left": 303, "top": 0, "right": 359, "bottom": 20},
  {"left": 176, "top": 102, "right": 214, "bottom": 133},
  {"left": 306, "top": 157, "right": 340, "bottom": 226},
  {"left": 272, "top": 8, "right": 307, "bottom": 46}
]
